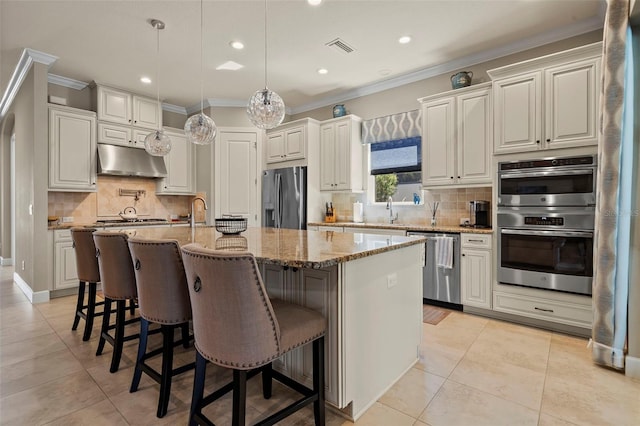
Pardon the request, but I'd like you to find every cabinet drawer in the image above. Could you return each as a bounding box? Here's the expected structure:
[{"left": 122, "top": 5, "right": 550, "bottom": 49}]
[
  {"left": 54, "top": 229, "right": 72, "bottom": 242},
  {"left": 98, "top": 122, "right": 131, "bottom": 146},
  {"left": 461, "top": 233, "right": 492, "bottom": 249},
  {"left": 493, "top": 291, "right": 592, "bottom": 328}
]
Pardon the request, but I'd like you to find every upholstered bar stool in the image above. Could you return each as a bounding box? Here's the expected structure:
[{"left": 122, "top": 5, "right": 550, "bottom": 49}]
[
  {"left": 93, "top": 231, "right": 140, "bottom": 373},
  {"left": 70, "top": 227, "right": 104, "bottom": 341},
  {"left": 181, "top": 244, "right": 326, "bottom": 426},
  {"left": 127, "top": 237, "right": 195, "bottom": 418}
]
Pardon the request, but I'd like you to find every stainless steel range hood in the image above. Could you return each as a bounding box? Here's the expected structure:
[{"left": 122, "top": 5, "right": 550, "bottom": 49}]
[{"left": 97, "top": 144, "right": 167, "bottom": 178}]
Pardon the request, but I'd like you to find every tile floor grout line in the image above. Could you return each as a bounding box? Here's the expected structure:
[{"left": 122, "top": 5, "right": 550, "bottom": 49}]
[{"left": 535, "top": 333, "right": 553, "bottom": 426}]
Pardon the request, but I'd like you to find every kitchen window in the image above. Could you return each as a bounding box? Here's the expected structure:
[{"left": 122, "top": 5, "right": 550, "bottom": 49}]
[
  {"left": 369, "top": 137, "right": 422, "bottom": 202},
  {"left": 362, "top": 109, "right": 423, "bottom": 203}
]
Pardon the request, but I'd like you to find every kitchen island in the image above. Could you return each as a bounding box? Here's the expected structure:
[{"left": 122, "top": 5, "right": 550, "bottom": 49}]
[{"left": 121, "top": 226, "right": 425, "bottom": 421}]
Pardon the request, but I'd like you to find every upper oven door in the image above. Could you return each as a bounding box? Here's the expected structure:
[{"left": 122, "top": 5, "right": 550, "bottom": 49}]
[{"left": 498, "top": 168, "right": 596, "bottom": 207}]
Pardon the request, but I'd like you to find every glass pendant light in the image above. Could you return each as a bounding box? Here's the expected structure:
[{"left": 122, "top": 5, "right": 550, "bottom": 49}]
[
  {"left": 144, "top": 19, "right": 171, "bottom": 156},
  {"left": 184, "top": 0, "right": 217, "bottom": 145},
  {"left": 246, "top": 0, "right": 285, "bottom": 130}
]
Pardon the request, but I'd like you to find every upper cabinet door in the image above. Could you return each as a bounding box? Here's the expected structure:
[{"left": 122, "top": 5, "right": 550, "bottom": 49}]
[
  {"left": 132, "top": 95, "right": 162, "bottom": 130},
  {"left": 157, "top": 129, "right": 195, "bottom": 195},
  {"left": 333, "top": 119, "right": 352, "bottom": 190},
  {"left": 457, "top": 88, "right": 492, "bottom": 185},
  {"left": 544, "top": 58, "right": 599, "bottom": 150},
  {"left": 319, "top": 124, "right": 336, "bottom": 190},
  {"left": 49, "top": 106, "right": 97, "bottom": 191},
  {"left": 266, "top": 131, "right": 285, "bottom": 163},
  {"left": 493, "top": 71, "right": 542, "bottom": 154},
  {"left": 96, "top": 86, "right": 132, "bottom": 125},
  {"left": 284, "top": 126, "right": 305, "bottom": 161},
  {"left": 421, "top": 97, "right": 455, "bottom": 186}
]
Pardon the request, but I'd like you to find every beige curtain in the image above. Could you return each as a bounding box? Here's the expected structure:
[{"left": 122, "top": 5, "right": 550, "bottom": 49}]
[{"left": 591, "top": 0, "right": 630, "bottom": 369}]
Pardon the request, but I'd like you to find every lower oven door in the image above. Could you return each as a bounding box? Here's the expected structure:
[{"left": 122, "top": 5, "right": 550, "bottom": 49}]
[{"left": 498, "top": 228, "right": 593, "bottom": 295}]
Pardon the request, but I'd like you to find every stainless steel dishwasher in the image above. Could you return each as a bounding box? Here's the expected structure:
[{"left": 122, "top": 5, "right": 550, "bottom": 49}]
[{"left": 407, "top": 231, "right": 462, "bottom": 308}]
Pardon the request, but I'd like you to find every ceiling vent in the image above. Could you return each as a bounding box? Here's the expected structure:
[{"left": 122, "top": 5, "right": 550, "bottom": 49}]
[{"left": 326, "top": 38, "right": 355, "bottom": 54}]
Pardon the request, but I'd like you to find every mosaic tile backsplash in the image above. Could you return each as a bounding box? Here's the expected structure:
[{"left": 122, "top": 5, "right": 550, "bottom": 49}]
[
  {"left": 48, "top": 176, "right": 204, "bottom": 224},
  {"left": 329, "top": 187, "right": 493, "bottom": 226}
]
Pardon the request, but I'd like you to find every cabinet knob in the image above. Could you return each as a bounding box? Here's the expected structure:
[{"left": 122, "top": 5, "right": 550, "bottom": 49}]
[
  {"left": 462, "top": 253, "right": 466, "bottom": 257},
  {"left": 450, "top": 176, "right": 454, "bottom": 179},
  {"left": 536, "top": 140, "right": 540, "bottom": 144},
  {"left": 128, "top": 119, "right": 132, "bottom": 123},
  {"left": 546, "top": 138, "right": 551, "bottom": 142},
  {"left": 134, "top": 120, "right": 137, "bottom": 124},
  {"left": 457, "top": 176, "right": 460, "bottom": 179}
]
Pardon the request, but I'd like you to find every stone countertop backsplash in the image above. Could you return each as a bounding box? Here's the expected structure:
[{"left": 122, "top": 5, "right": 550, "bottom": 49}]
[{"left": 308, "top": 221, "right": 493, "bottom": 235}]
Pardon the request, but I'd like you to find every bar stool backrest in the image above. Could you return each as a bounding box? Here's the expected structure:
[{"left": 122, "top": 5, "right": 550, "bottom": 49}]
[
  {"left": 93, "top": 231, "right": 137, "bottom": 300},
  {"left": 128, "top": 238, "right": 192, "bottom": 325},
  {"left": 70, "top": 227, "right": 100, "bottom": 283},
  {"left": 180, "top": 243, "right": 281, "bottom": 369}
]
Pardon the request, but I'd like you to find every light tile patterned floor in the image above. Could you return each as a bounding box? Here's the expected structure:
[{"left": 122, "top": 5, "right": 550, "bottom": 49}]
[{"left": 1, "top": 265, "right": 639, "bottom": 425}]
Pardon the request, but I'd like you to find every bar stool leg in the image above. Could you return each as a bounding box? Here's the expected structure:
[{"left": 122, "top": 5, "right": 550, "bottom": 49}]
[
  {"left": 110, "top": 299, "right": 126, "bottom": 373},
  {"left": 96, "top": 298, "right": 112, "bottom": 356},
  {"left": 190, "top": 352, "right": 207, "bottom": 426},
  {"left": 72, "top": 281, "right": 86, "bottom": 331},
  {"left": 181, "top": 322, "right": 190, "bottom": 349},
  {"left": 83, "top": 282, "right": 97, "bottom": 341},
  {"left": 232, "top": 369, "right": 248, "bottom": 426},
  {"left": 129, "top": 299, "right": 136, "bottom": 316},
  {"left": 313, "top": 337, "right": 325, "bottom": 426},
  {"left": 130, "top": 318, "right": 149, "bottom": 393},
  {"left": 157, "top": 325, "right": 175, "bottom": 418},
  {"left": 262, "top": 363, "right": 273, "bottom": 399}
]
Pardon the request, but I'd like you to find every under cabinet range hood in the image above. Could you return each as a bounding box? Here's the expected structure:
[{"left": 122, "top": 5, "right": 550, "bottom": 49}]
[{"left": 97, "top": 144, "right": 167, "bottom": 178}]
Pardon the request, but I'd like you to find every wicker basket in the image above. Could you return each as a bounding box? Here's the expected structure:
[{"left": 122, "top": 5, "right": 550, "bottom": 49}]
[{"left": 214, "top": 216, "right": 247, "bottom": 235}]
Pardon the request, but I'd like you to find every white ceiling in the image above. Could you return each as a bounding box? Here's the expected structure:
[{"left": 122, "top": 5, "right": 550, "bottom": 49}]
[{"left": 1, "top": 0, "right": 605, "bottom": 115}]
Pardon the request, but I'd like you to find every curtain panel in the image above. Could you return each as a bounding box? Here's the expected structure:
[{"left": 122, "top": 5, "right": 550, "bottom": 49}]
[{"left": 591, "top": 0, "right": 631, "bottom": 370}]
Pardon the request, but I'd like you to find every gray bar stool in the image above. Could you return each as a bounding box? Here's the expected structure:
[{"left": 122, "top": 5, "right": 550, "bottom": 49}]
[
  {"left": 93, "top": 231, "right": 140, "bottom": 373},
  {"left": 127, "top": 237, "right": 195, "bottom": 418},
  {"left": 181, "top": 244, "right": 326, "bottom": 426},
  {"left": 70, "top": 227, "right": 104, "bottom": 341}
]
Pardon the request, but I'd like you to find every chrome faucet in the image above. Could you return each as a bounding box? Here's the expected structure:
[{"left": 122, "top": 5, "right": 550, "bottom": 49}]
[
  {"left": 191, "top": 197, "right": 208, "bottom": 228},
  {"left": 386, "top": 196, "right": 398, "bottom": 224}
]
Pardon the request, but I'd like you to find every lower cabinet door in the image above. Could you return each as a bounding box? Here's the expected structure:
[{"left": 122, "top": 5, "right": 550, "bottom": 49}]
[
  {"left": 54, "top": 242, "right": 78, "bottom": 290},
  {"left": 461, "top": 248, "right": 491, "bottom": 309}
]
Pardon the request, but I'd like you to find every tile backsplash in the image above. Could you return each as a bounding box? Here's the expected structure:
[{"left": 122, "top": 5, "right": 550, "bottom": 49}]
[
  {"left": 329, "top": 187, "right": 493, "bottom": 226},
  {"left": 48, "top": 176, "right": 203, "bottom": 224}
]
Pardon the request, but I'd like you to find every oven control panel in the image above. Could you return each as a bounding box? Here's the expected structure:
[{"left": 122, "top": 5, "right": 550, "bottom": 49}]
[
  {"left": 524, "top": 216, "right": 564, "bottom": 226},
  {"left": 499, "top": 155, "right": 595, "bottom": 171}
]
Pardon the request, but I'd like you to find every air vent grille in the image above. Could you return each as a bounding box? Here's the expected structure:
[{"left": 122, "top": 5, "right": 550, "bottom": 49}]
[{"left": 326, "top": 38, "right": 355, "bottom": 54}]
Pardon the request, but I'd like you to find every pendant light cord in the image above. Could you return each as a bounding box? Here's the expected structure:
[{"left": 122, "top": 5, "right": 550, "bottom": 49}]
[
  {"left": 155, "top": 24, "right": 161, "bottom": 131},
  {"left": 200, "top": 0, "right": 204, "bottom": 114},
  {"left": 264, "top": 0, "right": 268, "bottom": 89}
]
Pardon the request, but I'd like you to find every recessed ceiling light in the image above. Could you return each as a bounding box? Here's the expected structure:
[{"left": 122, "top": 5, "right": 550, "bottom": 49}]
[
  {"left": 398, "top": 36, "right": 412, "bottom": 44},
  {"left": 230, "top": 41, "right": 244, "bottom": 50},
  {"left": 216, "top": 61, "right": 245, "bottom": 71},
  {"left": 308, "top": 0, "right": 322, "bottom": 5},
  {"left": 140, "top": 76, "right": 152, "bottom": 84},
  {"left": 317, "top": 68, "right": 328, "bottom": 75}
]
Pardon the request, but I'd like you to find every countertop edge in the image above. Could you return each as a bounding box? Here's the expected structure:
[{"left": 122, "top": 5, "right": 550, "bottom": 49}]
[{"left": 308, "top": 222, "right": 493, "bottom": 235}]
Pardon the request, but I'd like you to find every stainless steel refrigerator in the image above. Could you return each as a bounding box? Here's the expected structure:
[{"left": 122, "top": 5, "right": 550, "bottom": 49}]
[{"left": 262, "top": 166, "right": 307, "bottom": 229}]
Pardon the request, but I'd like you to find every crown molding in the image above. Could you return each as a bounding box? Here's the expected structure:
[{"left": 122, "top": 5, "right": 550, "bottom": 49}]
[
  {"left": 162, "top": 103, "right": 187, "bottom": 115},
  {"left": 289, "top": 15, "right": 604, "bottom": 115},
  {"left": 0, "top": 48, "right": 58, "bottom": 122},
  {"left": 47, "top": 73, "right": 88, "bottom": 90}
]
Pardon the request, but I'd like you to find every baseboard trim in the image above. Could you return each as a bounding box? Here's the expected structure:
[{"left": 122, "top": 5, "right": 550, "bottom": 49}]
[
  {"left": 13, "top": 272, "right": 50, "bottom": 303},
  {"left": 0, "top": 257, "right": 13, "bottom": 266},
  {"left": 626, "top": 355, "right": 640, "bottom": 379}
]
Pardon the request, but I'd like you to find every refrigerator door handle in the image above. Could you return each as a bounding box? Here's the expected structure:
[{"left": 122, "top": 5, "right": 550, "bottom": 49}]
[{"left": 275, "top": 173, "right": 282, "bottom": 228}]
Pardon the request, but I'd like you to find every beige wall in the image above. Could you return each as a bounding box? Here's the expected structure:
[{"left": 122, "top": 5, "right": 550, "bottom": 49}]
[
  {"left": 47, "top": 84, "right": 91, "bottom": 110},
  {"left": 10, "top": 63, "right": 49, "bottom": 293},
  {"left": 291, "top": 30, "right": 603, "bottom": 122},
  {"left": 0, "top": 112, "right": 14, "bottom": 262}
]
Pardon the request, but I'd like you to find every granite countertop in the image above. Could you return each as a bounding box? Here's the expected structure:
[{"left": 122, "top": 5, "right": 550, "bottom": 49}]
[
  {"left": 108, "top": 226, "right": 426, "bottom": 269},
  {"left": 308, "top": 221, "right": 493, "bottom": 235}
]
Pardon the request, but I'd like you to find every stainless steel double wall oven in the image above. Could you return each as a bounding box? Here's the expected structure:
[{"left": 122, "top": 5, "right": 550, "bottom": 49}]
[{"left": 497, "top": 155, "right": 596, "bottom": 296}]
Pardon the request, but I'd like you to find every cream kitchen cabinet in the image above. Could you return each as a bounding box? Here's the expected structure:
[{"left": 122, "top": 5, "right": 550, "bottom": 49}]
[
  {"left": 53, "top": 229, "right": 78, "bottom": 290},
  {"left": 156, "top": 128, "right": 196, "bottom": 195},
  {"left": 93, "top": 85, "right": 161, "bottom": 130},
  {"left": 265, "top": 118, "right": 319, "bottom": 167},
  {"left": 460, "top": 233, "right": 492, "bottom": 309},
  {"left": 320, "top": 115, "right": 363, "bottom": 191},
  {"left": 48, "top": 104, "right": 97, "bottom": 191},
  {"left": 419, "top": 83, "right": 492, "bottom": 187},
  {"left": 489, "top": 43, "right": 601, "bottom": 154},
  {"left": 261, "top": 264, "right": 340, "bottom": 406}
]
